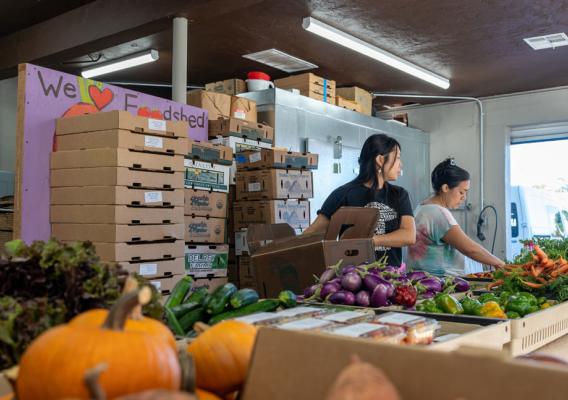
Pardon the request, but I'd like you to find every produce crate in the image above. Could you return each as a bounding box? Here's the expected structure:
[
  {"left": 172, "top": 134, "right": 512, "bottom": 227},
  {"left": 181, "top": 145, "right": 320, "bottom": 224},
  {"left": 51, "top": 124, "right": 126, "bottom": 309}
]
[
  {"left": 431, "top": 320, "right": 511, "bottom": 352},
  {"left": 274, "top": 73, "right": 336, "bottom": 105}
]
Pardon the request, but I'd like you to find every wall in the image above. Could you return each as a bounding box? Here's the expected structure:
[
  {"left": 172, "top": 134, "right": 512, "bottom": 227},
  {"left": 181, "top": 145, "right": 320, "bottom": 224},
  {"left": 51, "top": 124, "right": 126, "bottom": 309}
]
[
  {"left": 379, "top": 86, "right": 568, "bottom": 260},
  {"left": 0, "top": 77, "right": 17, "bottom": 172}
]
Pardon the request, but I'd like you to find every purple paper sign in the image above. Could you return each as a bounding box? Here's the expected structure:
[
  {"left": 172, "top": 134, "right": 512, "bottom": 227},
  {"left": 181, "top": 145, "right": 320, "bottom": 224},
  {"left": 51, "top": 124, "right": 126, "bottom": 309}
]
[{"left": 18, "top": 64, "right": 207, "bottom": 243}]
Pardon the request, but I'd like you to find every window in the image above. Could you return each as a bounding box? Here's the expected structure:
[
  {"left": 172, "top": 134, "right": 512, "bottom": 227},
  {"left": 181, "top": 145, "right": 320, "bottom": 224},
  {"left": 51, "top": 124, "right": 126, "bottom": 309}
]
[{"left": 511, "top": 202, "right": 519, "bottom": 238}]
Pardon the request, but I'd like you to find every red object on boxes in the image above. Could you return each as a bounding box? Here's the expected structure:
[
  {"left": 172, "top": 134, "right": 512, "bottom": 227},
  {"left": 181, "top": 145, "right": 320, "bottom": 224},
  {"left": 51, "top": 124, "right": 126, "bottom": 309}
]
[{"left": 248, "top": 71, "right": 271, "bottom": 81}]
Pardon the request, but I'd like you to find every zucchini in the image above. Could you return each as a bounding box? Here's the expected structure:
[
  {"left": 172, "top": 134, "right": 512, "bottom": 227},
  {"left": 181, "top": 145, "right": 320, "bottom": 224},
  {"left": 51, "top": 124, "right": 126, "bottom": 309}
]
[
  {"left": 208, "top": 299, "right": 280, "bottom": 325},
  {"left": 179, "top": 307, "right": 207, "bottom": 333},
  {"left": 164, "top": 275, "right": 193, "bottom": 309},
  {"left": 204, "top": 283, "right": 237, "bottom": 315},
  {"left": 170, "top": 301, "right": 201, "bottom": 318},
  {"left": 184, "top": 286, "right": 209, "bottom": 305},
  {"left": 164, "top": 307, "right": 184, "bottom": 336},
  {"left": 278, "top": 290, "right": 297, "bottom": 308},
  {"left": 230, "top": 288, "right": 259, "bottom": 309}
]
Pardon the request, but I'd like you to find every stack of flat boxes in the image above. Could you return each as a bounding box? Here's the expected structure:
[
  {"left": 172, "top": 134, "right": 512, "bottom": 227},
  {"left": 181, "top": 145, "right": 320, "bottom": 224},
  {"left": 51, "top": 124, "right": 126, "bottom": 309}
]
[
  {"left": 51, "top": 111, "right": 187, "bottom": 297},
  {"left": 233, "top": 149, "right": 317, "bottom": 290}
]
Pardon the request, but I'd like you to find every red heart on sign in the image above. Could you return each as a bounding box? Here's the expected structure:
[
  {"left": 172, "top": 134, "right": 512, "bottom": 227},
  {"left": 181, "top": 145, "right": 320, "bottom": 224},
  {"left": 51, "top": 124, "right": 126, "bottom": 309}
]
[{"left": 88, "top": 85, "right": 114, "bottom": 110}]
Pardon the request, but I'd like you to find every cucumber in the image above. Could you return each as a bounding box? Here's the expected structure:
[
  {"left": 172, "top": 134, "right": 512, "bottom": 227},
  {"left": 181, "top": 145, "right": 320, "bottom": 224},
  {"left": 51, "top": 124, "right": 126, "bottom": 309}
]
[
  {"left": 278, "top": 290, "right": 297, "bottom": 308},
  {"left": 230, "top": 288, "right": 260, "bottom": 309},
  {"left": 170, "top": 302, "right": 201, "bottom": 318},
  {"left": 184, "top": 286, "right": 209, "bottom": 305},
  {"left": 208, "top": 299, "right": 280, "bottom": 325},
  {"left": 179, "top": 307, "right": 207, "bottom": 333},
  {"left": 164, "top": 275, "right": 193, "bottom": 309},
  {"left": 204, "top": 283, "right": 237, "bottom": 315},
  {"left": 164, "top": 307, "right": 184, "bottom": 336}
]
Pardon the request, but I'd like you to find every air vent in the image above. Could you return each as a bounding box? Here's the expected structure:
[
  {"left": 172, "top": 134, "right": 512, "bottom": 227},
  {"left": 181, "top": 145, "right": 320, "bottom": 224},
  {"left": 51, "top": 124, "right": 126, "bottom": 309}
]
[
  {"left": 524, "top": 33, "right": 568, "bottom": 50},
  {"left": 242, "top": 49, "right": 318, "bottom": 73}
]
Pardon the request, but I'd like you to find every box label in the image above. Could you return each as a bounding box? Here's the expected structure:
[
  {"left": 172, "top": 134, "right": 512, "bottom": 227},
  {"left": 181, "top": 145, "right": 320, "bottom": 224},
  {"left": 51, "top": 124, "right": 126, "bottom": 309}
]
[
  {"left": 148, "top": 118, "right": 166, "bottom": 132},
  {"left": 249, "top": 151, "right": 262, "bottom": 163},
  {"left": 139, "top": 263, "right": 158, "bottom": 276},
  {"left": 185, "top": 246, "right": 229, "bottom": 277},
  {"left": 144, "top": 135, "right": 164, "bottom": 148},
  {"left": 248, "top": 182, "right": 261, "bottom": 192},
  {"left": 144, "top": 191, "right": 163, "bottom": 203},
  {"left": 150, "top": 280, "right": 161, "bottom": 290},
  {"left": 234, "top": 110, "right": 246, "bottom": 120}
]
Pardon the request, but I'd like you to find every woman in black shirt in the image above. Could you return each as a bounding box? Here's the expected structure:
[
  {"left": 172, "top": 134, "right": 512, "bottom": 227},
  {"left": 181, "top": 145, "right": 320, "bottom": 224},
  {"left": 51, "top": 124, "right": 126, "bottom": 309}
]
[{"left": 304, "top": 134, "right": 416, "bottom": 266}]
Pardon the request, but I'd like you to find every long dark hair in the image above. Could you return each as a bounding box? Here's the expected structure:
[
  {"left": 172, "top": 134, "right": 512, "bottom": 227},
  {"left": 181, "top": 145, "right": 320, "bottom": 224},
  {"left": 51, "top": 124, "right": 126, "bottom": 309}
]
[
  {"left": 431, "top": 158, "right": 470, "bottom": 194},
  {"left": 354, "top": 134, "right": 401, "bottom": 192}
]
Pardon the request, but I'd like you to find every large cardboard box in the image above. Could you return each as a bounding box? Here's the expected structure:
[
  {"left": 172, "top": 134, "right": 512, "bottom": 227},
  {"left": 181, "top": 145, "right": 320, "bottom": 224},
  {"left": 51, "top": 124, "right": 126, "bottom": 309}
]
[
  {"left": 237, "top": 148, "right": 318, "bottom": 170},
  {"left": 336, "top": 86, "right": 373, "bottom": 116},
  {"left": 234, "top": 200, "right": 310, "bottom": 231},
  {"left": 187, "top": 140, "right": 233, "bottom": 165},
  {"left": 189, "top": 277, "right": 228, "bottom": 294},
  {"left": 231, "top": 96, "right": 257, "bottom": 122},
  {"left": 186, "top": 90, "right": 231, "bottom": 121},
  {"left": 56, "top": 110, "right": 189, "bottom": 138},
  {"left": 185, "top": 244, "right": 229, "bottom": 278},
  {"left": 52, "top": 223, "right": 184, "bottom": 243},
  {"left": 51, "top": 148, "right": 184, "bottom": 172},
  {"left": 184, "top": 159, "right": 231, "bottom": 193},
  {"left": 184, "top": 215, "right": 226, "bottom": 244},
  {"left": 90, "top": 240, "right": 184, "bottom": 262},
  {"left": 56, "top": 129, "right": 187, "bottom": 155},
  {"left": 249, "top": 208, "right": 378, "bottom": 297},
  {"left": 205, "top": 79, "right": 246, "bottom": 95},
  {"left": 335, "top": 96, "right": 362, "bottom": 113},
  {"left": 210, "top": 136, "right": 273, "bottom": 154},
  {"left": 148, "top": 274, "right": 184, "bottom": 296},
  {"left": 275, "top": 73, "right": 336, "bottom": 105},
  {"left": 120, "top": 258, "right": 186, "bottom": 279},
  {"left": 51, "top": 205, "right": 184, "bottom": 224},
  {"left": 209, "top": 117, "right": 274, "bottom": 143},
  {"left": 236, "top": 169, "right": 313, "bottom": 200},
  {"left": 242, "top": 328, "right": 568, "bottom": 400},
  {"left": 51, "top": 168, "right": 183, "bottom": 189},
  {"left": 184, "top": 189, "right": 228, "bottom": 218},
  {"left": 51, "top": 186, "right": 184, "bottom": 207}
]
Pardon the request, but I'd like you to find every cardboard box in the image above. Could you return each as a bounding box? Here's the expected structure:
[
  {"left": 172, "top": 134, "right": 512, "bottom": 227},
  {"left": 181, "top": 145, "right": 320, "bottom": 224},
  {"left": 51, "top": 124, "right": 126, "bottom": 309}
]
[
  {"left": 51, "top": 223, "right": 184, "bottom": 243},
  {"left": 275, "top": 73, "right": 336, "bottom": 105},
  {"left": 238, "top": 254, "right": 257, "bottom": 290},
  {"left": 120, "top": 258, "right": 186, "bottom": 278},
  {"left": 184, "top": 159, "right": 231, "bottom": 193},
  {"left": 236, "top": 169, "right": 313, "bottom": 200},
  {"left": 187, "top": 139, "right": 233, "bottom": 165},
  {"left": 335, "top": 96, "right": 362, "bottom": 113},
  {"left": 231, "top": 96, "right": 257, "bottom": 122},
  {"left": 205, "top": 79, "right": 247, "bottom": 95},
  {"left": 189, "top": 277, "right": 228, "bottom": 294},
  {"left": 51, "top": 168, "right": 183, "bottom": 189},
  {"left": 56, "top": 129, "right": 188, "bottom": 155},
  {"left": 234, "top": 200, "right": 310, "bottom": 231},
  {"left": 56, "top": 110, "right": 188, "bottom": 138},
  {"left": 51, "top": 205, "right": 184, "bottom": 224},
  {"left": 148, "top": 274, "right": 184, "bottom": 296},
  {"left": 0, "top": 212, "right": 13, "bottom": 231},
  {"left": 249, "top": 208, "right": 378, "bottom": 297},
  {"left": 186, "top": 90, "right": 231, "bottom": 121},
  {"left": 209, "top": 117, "right": 274, "bottom": 143},
  {"left": 184, "top": 189, "right": 228, "bottom": 218},
  {"left": 184, "top": 215, "right": 226, "bottom": 244},
  {"left": 185, "top": 244, "right": 229, "bottom": 278},
  {"left": 336, "top": 86, "right": 373, "bottom": 116},
  {"left": 237, "top": 148, "right": 318, "bottom": 170},
  {"left": 51, "top": 148, "right": 184, "bottom": 172},
  {"left": 89, "top": 240, "right": 184, "bottom": 262},
  {"left": 210, "top": 136, "right": 273, "bottom": 154},
  {"left": 51, "top": 186, "right": 184, "bottom": 207}
]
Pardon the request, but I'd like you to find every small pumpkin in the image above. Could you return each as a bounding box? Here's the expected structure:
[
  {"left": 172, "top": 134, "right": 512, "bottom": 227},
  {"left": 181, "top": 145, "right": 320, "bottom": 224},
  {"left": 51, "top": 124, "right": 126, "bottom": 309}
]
[
  {"left": 187, "top": 321, "right": 257, "bottom": 395},
  {"left": 17, "top": 288, "right": 181, "bottom": 400},
  {"left": 196, "top": 389, "right": 222, "bottom": 400}
]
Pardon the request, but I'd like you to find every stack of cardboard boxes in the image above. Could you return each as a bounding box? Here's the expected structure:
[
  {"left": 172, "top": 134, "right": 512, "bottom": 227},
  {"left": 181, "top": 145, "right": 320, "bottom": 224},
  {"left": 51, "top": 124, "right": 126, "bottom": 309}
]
[
  {"left": 0, "top": 196, "right": 13, "bottom": 248},
  {"left": 51, "top": 111, "right": 187, "bottom": 296}
]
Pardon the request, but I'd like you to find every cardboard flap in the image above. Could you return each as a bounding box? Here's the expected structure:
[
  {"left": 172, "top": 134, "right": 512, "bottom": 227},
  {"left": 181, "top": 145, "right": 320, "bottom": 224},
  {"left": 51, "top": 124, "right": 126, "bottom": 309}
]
[
  {"left": 324, "top": 207, "right": 379, "bottom": 240},
  {"left": 246, "top": 223, "right": 297, "bottom": 254}
]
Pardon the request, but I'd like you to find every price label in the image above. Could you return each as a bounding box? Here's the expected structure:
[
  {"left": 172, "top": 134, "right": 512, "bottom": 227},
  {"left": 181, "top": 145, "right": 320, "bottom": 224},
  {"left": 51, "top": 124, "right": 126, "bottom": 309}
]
[{"left": 148, "top": 118, "right": 166, "bottom": 132}]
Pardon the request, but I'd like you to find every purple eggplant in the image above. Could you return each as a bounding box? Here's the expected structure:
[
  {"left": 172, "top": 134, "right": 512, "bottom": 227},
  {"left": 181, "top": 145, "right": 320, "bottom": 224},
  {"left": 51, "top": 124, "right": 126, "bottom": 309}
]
[
  {"left": 419, "top": 291, "right": 436, "bottom": 300},
  {"left": 367, "top": 267, "right": 383, "bottom": 275},
  {"left": 329, "top": 277, "right": 341, "bottom": 285},
  {"left": 303, "top": 284, "right": 320, "bottom": 298},
  {"left": 341, "top": 272, "right": 362, "bottom": 292},
  {"left": 328, "top": 290, "right": 355, "bottom": 305},
  {"left": 370, "top": 283, "right": 391, "bottom": 307},
  {"left": 363, "top": 274, "right": 392, "bottom": 292},
  {"left": 321, "top": 282, "right": 341, "bottom": 299},
  {"left": 355, "top": 290, "right": 370, "bottom": 307},
  {"left": 344, "top": 291, "right": 356, "bottom": 305},
  {"left": 407, "top": 271, "right": 429, "bottom": 282},
  {"left": 417, "top": 277, "right": 443, "bottom": 293},
  {"left": 319, "top": 267, "right": 338, "bottom": 284},
  {"left": 452, "top": 277, "right": 471, "bottom": 292},
  {"left": 340, "top": 265, "right": 357, "bottom": 275}
]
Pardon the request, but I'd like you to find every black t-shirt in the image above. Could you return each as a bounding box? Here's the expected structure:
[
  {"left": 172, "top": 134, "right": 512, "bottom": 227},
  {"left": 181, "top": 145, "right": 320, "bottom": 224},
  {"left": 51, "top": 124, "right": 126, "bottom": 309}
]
[{"left": 317, "top": 181, "right": 414, "bottom": 266}]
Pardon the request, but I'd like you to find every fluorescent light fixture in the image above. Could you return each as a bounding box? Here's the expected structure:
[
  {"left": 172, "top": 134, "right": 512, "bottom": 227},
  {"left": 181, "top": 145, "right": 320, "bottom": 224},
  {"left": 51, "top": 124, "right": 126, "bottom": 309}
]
[
  {"left": 81, "top": 49, "right": 159, "bottom": 79},
  {"left": 302, "top": 17, "right": 450, "bottom": 89}
]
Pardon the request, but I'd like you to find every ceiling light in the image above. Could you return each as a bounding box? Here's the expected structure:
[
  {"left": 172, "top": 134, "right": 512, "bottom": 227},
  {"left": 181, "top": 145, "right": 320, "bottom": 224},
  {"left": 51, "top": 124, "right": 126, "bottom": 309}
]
[
  {"left": 302, "top": 17, "right": 450, "bottom": 89},
  {"left": 524, "top": 33, "right": 568, "bottom": 50},
  {"left": 81, "top": 49, "right": 159, "bottom": 79},
  {"left": 243, "top": 49, "right": 318, "bottom": 73}
]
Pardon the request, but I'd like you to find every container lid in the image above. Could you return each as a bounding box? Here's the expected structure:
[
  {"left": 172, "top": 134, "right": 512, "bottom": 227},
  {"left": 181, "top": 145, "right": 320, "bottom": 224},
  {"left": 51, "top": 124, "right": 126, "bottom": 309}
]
[{"left": 248, "top": 71, "right": 271, "bottom": 81}]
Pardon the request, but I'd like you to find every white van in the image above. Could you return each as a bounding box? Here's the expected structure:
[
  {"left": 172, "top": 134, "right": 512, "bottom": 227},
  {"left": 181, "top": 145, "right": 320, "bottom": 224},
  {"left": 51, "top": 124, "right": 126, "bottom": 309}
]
[{"left": 510, "top": 186, "right": 568, "bottom": 257}]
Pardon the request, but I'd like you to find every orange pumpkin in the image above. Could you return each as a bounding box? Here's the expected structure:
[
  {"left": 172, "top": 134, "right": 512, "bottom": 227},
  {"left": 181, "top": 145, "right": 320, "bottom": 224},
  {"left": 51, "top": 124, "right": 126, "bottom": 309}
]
[
  {"left": 17, "top": 288, "right": 181, "bottom": 400},
  {"left": 196, "top": 389, "right": 222, "bottom": 400},
  {"left": 187, "top": 321, "right": 257, "bottom": 395}
]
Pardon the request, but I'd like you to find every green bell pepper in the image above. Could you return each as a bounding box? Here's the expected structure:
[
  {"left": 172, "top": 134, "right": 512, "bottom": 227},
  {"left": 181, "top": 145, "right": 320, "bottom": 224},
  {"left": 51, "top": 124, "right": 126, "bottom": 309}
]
[
  {"left": 537, "top": 297, "right": 548, "bottom": 306},
  {"left": 435, "top": 294, "right": 464, "bottom": 314},
  {"left": 505, "top": 295, "right": 536, "bottom": 317},
  {"left": 517, "top": 292, "right": 538, "bottom": 306},
  {"left": 416, "top": 299, "right": 443, "bottom": 313},
  {"left": 506, "top": 311, "right": 521, "bottom": 319},
  {"left": 460, "top": 297, "right": 482, "bottom": 315},
  {"left": 498, "top": 291, "right": 512, "bottom": 308},
  {"left": 478, "top": 293, "right": 499, "bottom": 304}
]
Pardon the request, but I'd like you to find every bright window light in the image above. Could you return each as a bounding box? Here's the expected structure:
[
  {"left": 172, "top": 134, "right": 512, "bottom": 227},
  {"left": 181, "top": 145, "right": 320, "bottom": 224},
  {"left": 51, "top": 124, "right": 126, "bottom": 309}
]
[
  {"left": 81, "top": 49, "right": 159, "bottom": 79},
  {"left": 302, "top": 17, "right": 450, "bottom": 89}
]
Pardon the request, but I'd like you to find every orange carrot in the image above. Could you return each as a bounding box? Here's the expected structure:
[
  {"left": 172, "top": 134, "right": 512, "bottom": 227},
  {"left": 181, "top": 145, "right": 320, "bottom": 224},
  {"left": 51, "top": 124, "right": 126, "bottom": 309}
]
[
  {"left": 520, "top": 279, "right": 544, "bottom": 289},
  {"left": 487, "top": 279, "right": 504, "bottom": 290},
  {"left": 534, "top": 245, "right": 547, "bottom": 261}
]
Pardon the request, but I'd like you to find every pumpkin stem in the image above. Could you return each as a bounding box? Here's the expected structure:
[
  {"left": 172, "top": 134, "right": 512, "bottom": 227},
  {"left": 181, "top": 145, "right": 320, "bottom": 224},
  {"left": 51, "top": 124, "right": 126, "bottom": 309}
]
[
  {"left": 193, "top": 321, "right": 210, "bottom": 335},
  {"left": 84, "top": 363, "right": 107, "bottom": 400},
  {"left": 3, "top": 366, "right": 19, "bottom": 400},
  {"left": 102, "top": 287, "right": 151, "bottom": 330},
  {"left": 178, "top": 349, "right": 196, "bottom": 393},
  {"left": 123, "top": 275, "right": 144, "bottom": 320}
]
